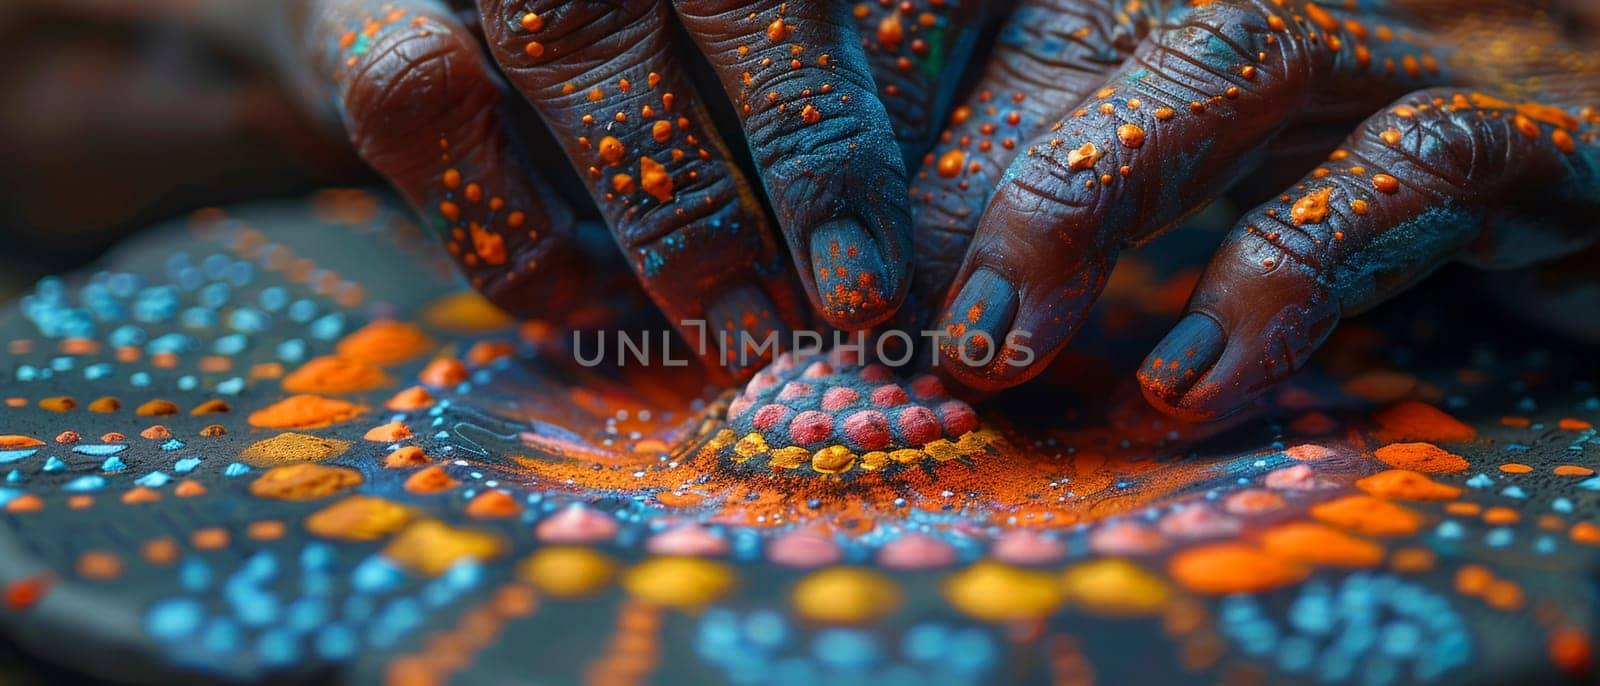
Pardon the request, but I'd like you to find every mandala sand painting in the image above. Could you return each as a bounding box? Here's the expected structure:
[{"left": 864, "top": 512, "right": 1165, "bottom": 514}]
[{"left": 0, "top": 194, "right": 1595, "bottom": 685}]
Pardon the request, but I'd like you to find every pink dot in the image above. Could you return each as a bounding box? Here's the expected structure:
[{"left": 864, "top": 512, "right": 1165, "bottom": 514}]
[
  {"left": 939, "top": 401, "right": 978, "bottom": 436},
  {"left": 860, "top": 364, "right": 893, "bottom": 383},
  {"left": 777, "top": 382, "right": 813, "bottom": 401},
  {"left": 727, "top": 395, "right": 753, "bottom": 420},
  {"left": 896, "top": 406, "right": 940, "bottom": 445},
  {"left": 752, "top": 404, "right": 791, "bottom": 431},
  {"left": 768, "top": 531, "right": 842, "bottom": 567},
  {"left": 842, "top": 410, "right": 891, "bottom": 451},
  {"left": 771, "top": 350, "right": 796, "bottom": 372},
  {"left": 535, "top": 505, "right": 620, "bottom": 543},
  {"left": 910, "top": 374, "right": 946, "bottom": 399},
  {"left": 878, "top": 533, "right": 956, "bottom": 569},
  {"left": 820, "top": 386, "right": 861, "bottom": 411},
  {"left": 645, "top": 525, "right": 730, "bottom": 557},
  {"left": 991, "top": 530, "right": 1067, "bottom": 565},
  {"left": 802, "top": 362, "right": 834, "bottom": 378},
  {"left": 745, "top": 372, "right": 778, "bottom": 395},
  {"left": 787, "top": 410, "right": 833, "bottom": 446},
  {"left": 870, "top": 385, "right": 909, "bottom": 407},
  {"left": 830, "top": 346, "right": 865, "bottom": 366}
]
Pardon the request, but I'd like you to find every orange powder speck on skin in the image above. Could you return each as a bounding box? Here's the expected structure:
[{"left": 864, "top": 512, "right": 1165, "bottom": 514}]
[
  {"left": 1374, "top": 401, "right": 1475, "bottom": 442},
  {"left": 1258, "top": 522, "right": 1383, "bottom": 567},
  {"left": 1310, "top": 496, "right": 1424, "bottom": 537},
  {"left": 1373, "top": 442, "right": 1469, "bottom": 473},
  {"left": 385, "top": 386, "right": 436, "bottom": 411},
  {"left": 248, "top": 521, "right": 286, "bottom": 541},
  {"left": 282, "top": 356, "right": 389, "bottom": 394},
  {"left": 142, "top": 539, "right": 179, "bottom": 565},
  {"left": 1354, "top": 469, "right": 1461, "bottom": 500},
  {"left": 336, "top": 321, "right": 434, "bottom": 366},
  {"left": 404, "top": 465, "right": 459, "bottom": 495},
  {"left": 1169, "top": 543, "right": 1307, "bottom": 595},
  {"left": 248, "top": 395, "right": 364, "bottom": 429},
  {"left": 1484, "top": 580, "right": 1524, "bottom": 611}
]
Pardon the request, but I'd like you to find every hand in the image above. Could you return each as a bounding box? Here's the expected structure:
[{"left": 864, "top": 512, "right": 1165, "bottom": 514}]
[
  {"left": 910, "top": 0, "right": 1600, "bottom": 419},
  {"left": 299, "top": 0, "right": 999, "bottom": 376}
]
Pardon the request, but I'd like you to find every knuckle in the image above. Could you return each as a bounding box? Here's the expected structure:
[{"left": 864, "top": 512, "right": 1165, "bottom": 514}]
[{"left": 479, "top": 0, "right": 659, "bottom": 79}]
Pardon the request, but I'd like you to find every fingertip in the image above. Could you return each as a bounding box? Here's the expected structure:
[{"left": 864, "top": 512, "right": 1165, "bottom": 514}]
[
  {"left": 808, "top": 218, "right": 908, "bottom": 330},
  {"left": 1137, "top": 312, "right": 1229, "bottom": 421},
  {"left": 934, "top": 268, "right": 1033, "bottom": 391}
]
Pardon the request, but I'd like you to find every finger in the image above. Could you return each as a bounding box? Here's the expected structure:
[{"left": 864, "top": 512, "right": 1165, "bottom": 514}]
[
  {"left": 308, "top": 0, "right": 595, "bottom": 318},
  {"left": 905, "top": 0, "right": 1153, "bottom": 325},
  {"left": 936, "top": 0, "right": 1452, "bottom": 390},
  {"left": 1142, "top": 86, "right": 1600, "bottom": 420},
  {"left": 850, "top": 0, "right": 1009, "bottom": 164},
  {"left": 476, "top": 0, "right": 810, "bottom": 377},
  {"left": 674, "top": 0, "right": 914, "bottom": 329}
]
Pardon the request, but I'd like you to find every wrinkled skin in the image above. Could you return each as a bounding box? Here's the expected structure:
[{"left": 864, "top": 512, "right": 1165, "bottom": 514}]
[
  {"left": 295, "top": 0, "right": 1600, "bottom": 417},
  {"left": 301, "top": 0, "right": 1003, "bottom": 379}
]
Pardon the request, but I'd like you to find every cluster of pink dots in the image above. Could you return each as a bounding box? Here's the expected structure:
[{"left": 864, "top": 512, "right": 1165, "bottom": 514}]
[{"left": 727, "top": 351, "right": 979, "bottom": 451}]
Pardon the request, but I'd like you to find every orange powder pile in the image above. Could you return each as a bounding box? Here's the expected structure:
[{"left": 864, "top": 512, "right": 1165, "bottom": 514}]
[
  {"left": 1373, "top": 442, "right": 1469, "bottom": 473},
  {"left": 1167, "top": 543, "right": 1308, "bottom": 595},
  {"left": 336, "top": 321, "right": 435, "bottom": 366},
  {"left": 1355, "top": 469, "right": 1462, "bottom": 500},
  {"left": 248, "top": 395, "right": 364, "bottom": 429},
  {"left": 1258, "top": 522, "right": 1384, "bottom": 567},
  {"left": 282, "top": 356, "right": 389, "bottom": 394},
  {"left": 1310, "top": 496, "right": 1424, "bottom": 537},
  {"left": 1374, "top": 401, "right": 1475, "bottom": 442}
]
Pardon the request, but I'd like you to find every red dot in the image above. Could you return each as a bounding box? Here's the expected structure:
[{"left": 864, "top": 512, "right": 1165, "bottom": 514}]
[
  {"left": 860, "top": 364, "right": 894, "bottom": 383},
  {"left": 777, "top": 382, "right": 814, "bottom": 401},
  {"left": 871, "top": 385, "right": 910, "bottom": 407},
  {"left": 939, "top": 401, "right": 978, "bottom": 436},
  {"left": 821, "top": 386, "right": 861, "bottom": 411},
  {"left": 788, "top": 410, "right": 834, "bottom": 446},
  {"left": 802, "top": 362, "right": 835, "bottom": 378},
  {"left": 897, "top": 406, "right": 941, "bottom": 445},
  {"left": 910, "top": 374, "right": 946, "bottom": 399},
  {"left": 753, "top": 404, "right": 791, "bottom": 431},
  {"left": 4, "top": 576, "right": 49, "bottom": 611},
  {"left": 843, "top": 410, "right": 891, "bottom": 451}
]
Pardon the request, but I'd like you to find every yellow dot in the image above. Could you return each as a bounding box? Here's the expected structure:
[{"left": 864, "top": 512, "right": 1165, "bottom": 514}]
[
  {"left": 1059, "top": 558, "right": 1173, "bottom": 617},
  {"left": 943, "top": 561, "right": 1062, "bottom": 622},
  {"left": 517, "top": 547, "right": 616, "bottom": 598},
  {"left": 792, "top": 567, "right": 901, "bottom": 623},
  {"left": 622, "top": 557, "right": 734, "bottom": 608}
]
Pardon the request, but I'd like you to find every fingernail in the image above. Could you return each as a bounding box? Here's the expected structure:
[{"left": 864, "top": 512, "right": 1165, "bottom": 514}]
[
  {"left": 1139, "top": 313, "right": 1225, "bottom": 408},
  {"left": 810, "top": 219, "right": 898, "bottom": 329},
  {"left": 937, "top": 268, "right": 1018, "bottom": 370},
  {"left": 704, "top": 283, "right": 789, "bottom": 378}
]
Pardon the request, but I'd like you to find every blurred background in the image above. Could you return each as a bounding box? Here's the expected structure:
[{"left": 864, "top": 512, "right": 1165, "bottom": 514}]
[{"left": 0, "top": 0, "right": 371, "bottom": 299}]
